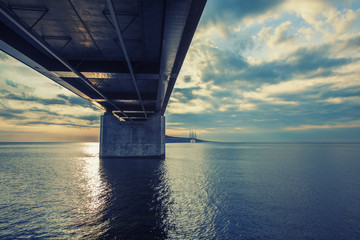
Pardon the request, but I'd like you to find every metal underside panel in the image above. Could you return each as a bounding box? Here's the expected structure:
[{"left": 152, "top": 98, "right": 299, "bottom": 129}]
[{"left": 0, "top": 0, "right": 206, "bottom": 121}]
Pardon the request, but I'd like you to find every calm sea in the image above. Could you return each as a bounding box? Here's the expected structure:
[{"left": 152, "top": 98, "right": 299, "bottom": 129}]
[{"left": 0, "top": 142, "right": 359, "bottom": 239}]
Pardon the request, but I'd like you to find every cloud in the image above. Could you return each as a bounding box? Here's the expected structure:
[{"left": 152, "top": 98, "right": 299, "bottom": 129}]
[
  {"left": 200, "top": 40, "right": 358, "bottom": 86},
  {"left": 22, "top": 121, "right": 97, "bottom": 128},
  {"left": 258, "top": 21, "right": 295, "bottom": 47},
  {"left": 167, "top": 99, "right": 213, "bottom": 114},
  {"left": 234, "top": 36, "right": 256, "bottom": 52},
  {"left": 237, "top": 102, "right": 258, "bottom": 111},
  {"left": 77, "top": 115, "right": 100, "bottom": 124},
  {"left": 288, "top": 46, "right": 354, "bottom": 73},
  {"left": 282, "top": 0, "right": 329, "bottom": 31},
  {"left": 0, "top": 90, "right": 98, "bottom": 110},
  {"left": 5, "top": 80, "right": 19, "bottom": 88},
  {"left": 0, "top": 104, "right": 101, "bottom": 125},
  {"left": 0, "top": 112, "right": 27, "bottom": 120},
  {"left": 245, "top": 77, "right": 336, "bottom": 100},
  {"left": 284, "top": 120, "right": 360, "bottom": 131},
  {"left": 320, "top": 96, "right": 360, "bottom": 104},
  {"left": 247, "top": 46, "right": 357, "bottom": 83},
  {"left": 57, "top": 94, "right": 97, "bottom": 109},
  {"left": 335, "top": 34, "right": 360, "bottom": 53},
  {"left": 282, "top": 0, "right": 360, "bottom": 39},
  {"left": 196, "top": 0, "right": 286, "bottom": 39},
  {"left": 29, "top": 107, "right": 60, "bottom": 116},
  {"left": 172, "top": 87, "right": 201, "bottom": 103},
  {"left": 0, "top": 89, "right": 11, "bottom": 94},
  {"left": 321, "top": 86, "right": 360, "bottom": 98},
  {"left": 326, "top": 8, "right": 357, "bottom": 34},
  {"left": 2, "top": 93, "right": 67, "bottom": 105}
]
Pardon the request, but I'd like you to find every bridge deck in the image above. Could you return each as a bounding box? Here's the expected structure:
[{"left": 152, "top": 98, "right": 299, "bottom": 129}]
[{"left": 0, "top": 0, "right": 206, "bottom": 121}]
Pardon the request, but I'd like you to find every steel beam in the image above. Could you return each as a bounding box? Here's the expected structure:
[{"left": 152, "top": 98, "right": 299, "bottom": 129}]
[
  {"left": 160, "top": 0, "right": 207, "bottom": 115},
  {"left": 106, "top": 0, "right": 147, "bottom": 119},
  {"left": 95, "top": 99, "right": 156, "bottom": 104},
  {"left": 156, "top": 0, "right": 190, "bottom": 113},
  {"left": 10, "top": 6, "right": 48, "bottom": 29},
  {"left": 122, "top": 111, "right": 155, "bottom": 114}
]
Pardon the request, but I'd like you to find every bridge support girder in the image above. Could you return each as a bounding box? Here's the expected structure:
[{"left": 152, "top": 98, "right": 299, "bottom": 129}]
[{"left": 100, "top": 113, "right": 165, "bottom": 158}]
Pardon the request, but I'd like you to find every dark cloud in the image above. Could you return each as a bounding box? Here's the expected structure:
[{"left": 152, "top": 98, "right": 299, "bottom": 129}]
[
  {"left": 0, "top": 105, "right": 100, "bottom": 125},
  {"left": 0, "top": 91, "right": 98, "bottom": 110},
  {"left": 344, "top": 35, "right": 360, "bottom": 50},
  {"left": 273, "top": 85, "right": 360, "bottom": 106},
  {"left": 57, "top": 94, "right": 69, "bottom": 100},
  {"left": 275, "top": 31, "right": 294, "bottom": 45},
  {"left": 0, "top": 89, "right": 11, "bottom": 94},
  {"left": 321, "top": 86, "right": 360, "bottom": 99},
  {"left": 0, "top": 110, "right": 26, "bottom": 120},
  {"left": 208, "top": 46, "right": 249, "bottom": 71},
  {"left": 78, "top": 114, "right": 100, "bottom": 124},
  {"left": 198, "top": 43, "right": 357, "bottom": 85},
  {"left": 29, "top": 108, "right": 100, "bottom": 124},
  {"left": 29, "top": 107, "right": 60, "bottom": 116},
  {"left": 57, "top": 94, "right": 98, "bottom": 110},
  {"left": 247, "top": 95, "right": 360, "bottom": 128},
  {"left": 5, "top": 80, "right": 18, "bottom": 88},
  {"left": 234, "top": 37, "right": 255, "bottom": 52},
  {"left": 28, "top": 107, "right": 100, "bottom": 124},
  {"left": 199, "top": 46, "right": 248, "bottom": 84},
  {"left": 0, "top": 107, "right": 60, "bottom": 121},
  {"left": 173, "top": 87, "right": 201, "bottom": 103},
  {"left": 5, "top": 109, "right": 25, "bottom": 114},
  {"left": 211, "top": 88, "right": 239, "bottom": 99},
  {"left": 22, "top": 121, "right": 97, "bottom": 128},
  {"left": 183, "top": 75, "right": 192, "bottom": 83},
  {"left": 287, "top": 46, "right": 353, "bottom": 74},
  {"left": 2, "top": 93, "right": 67, "bottom": 105}
]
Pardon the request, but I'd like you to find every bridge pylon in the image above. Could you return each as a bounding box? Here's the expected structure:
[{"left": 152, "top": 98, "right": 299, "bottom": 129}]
[{"left": 100, "top": 112, "right": 165, "bottom": 158}]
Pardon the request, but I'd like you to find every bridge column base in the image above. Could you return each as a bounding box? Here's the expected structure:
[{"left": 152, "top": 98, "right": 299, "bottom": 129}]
[{"left": 100, "top": 112, "right": 165, "bottom": 158}]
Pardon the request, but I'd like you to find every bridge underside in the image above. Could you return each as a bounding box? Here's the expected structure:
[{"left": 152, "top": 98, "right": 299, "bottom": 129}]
[{"left": 0, "top": 0, "right": 206, "bottom": 157}]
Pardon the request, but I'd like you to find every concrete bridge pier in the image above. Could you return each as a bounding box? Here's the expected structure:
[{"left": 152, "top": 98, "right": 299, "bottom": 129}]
[{"left": 100, "top": 113, "right": 165, "bottom": 158}]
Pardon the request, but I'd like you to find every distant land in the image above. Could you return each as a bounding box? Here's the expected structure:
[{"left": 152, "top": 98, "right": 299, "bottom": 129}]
[{"left": 165, "top": 135, "right": 211, "bottom": 143}]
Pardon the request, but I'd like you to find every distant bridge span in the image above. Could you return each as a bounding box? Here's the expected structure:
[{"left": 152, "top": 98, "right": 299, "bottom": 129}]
[{"left": 0, "top": 0, "right": 206, "bottom": 157}]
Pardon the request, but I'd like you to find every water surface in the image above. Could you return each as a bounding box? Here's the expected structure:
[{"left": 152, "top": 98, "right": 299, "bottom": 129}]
[{"left": 0, "top": 142, "right": 359, "bottom": 239}]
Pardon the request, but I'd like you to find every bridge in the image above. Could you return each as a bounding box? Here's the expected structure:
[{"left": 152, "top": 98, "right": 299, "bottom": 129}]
[{"left": 0, "top": 0, "right": 206, "bottom": 158}]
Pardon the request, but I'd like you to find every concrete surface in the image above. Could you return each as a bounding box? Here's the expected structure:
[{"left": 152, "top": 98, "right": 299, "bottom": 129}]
[{"left": 100, "top": 112, "right": 165, "bottom": 158}]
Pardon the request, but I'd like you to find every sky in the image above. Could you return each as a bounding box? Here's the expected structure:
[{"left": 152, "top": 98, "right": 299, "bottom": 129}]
[{"left": 1, "top": 0, "right": 360, "bottom": 142}]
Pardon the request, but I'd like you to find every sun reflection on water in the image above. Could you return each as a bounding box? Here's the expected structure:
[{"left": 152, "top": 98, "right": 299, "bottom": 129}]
[{"left": 75, "top": 143, "right": 112, "bottom": 235}]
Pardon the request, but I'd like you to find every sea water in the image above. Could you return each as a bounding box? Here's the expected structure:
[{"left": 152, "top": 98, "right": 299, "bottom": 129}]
[{"left": 0, "top": 142, "right": 359, "bottom": 239}]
